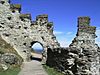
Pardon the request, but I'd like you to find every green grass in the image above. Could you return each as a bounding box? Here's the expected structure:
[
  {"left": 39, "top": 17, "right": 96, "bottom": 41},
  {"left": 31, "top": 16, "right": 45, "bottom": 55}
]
[
  {"left": 0, "top": 67, "right": 21, "bottom": 75},
  {"left": 43, "top": 65, "right": 64, "bottom": 75}
]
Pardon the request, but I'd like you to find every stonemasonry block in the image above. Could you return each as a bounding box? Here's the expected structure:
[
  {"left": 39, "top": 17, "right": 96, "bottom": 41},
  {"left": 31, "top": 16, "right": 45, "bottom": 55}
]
[
  {"left": 36, "top": 14, "right": 48, "bottom": 21},
  {"left": 47, "top": 22, "right": 53, "bottom": 28},
  {"left": 78, "top": 17, "right": 90, "bottom": 27},
  {"left": 10, "top": 4, "right": 21, "bottom": 12},
  {"left": 20, "top": 14, "right": 31, "bottom": 20}
]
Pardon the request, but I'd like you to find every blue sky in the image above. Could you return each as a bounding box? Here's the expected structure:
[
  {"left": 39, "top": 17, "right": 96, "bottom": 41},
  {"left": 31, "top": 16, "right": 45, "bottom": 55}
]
[
  {"left": 11, "top": 0, "right": 100, "bottom": 47},
  {"left": 32, "top": 43, "right": 43, "bottom": 50}
]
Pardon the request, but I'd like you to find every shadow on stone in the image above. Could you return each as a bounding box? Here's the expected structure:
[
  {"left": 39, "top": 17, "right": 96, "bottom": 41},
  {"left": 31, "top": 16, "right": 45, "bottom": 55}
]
[{"left": 30, "top": 56, "right": 42, "bottom": 62}]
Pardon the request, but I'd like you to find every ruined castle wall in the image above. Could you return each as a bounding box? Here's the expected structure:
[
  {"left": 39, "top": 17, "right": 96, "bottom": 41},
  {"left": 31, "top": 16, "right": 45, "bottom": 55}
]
[
  {"left": 0, "top": 0, "right": 60, "bottom": 61},
  {"left": 69, "top": 17, "right": 100, "bottom": 75},
  {"left": 47, "top": 17, "right": 100, "bottom": 75}
]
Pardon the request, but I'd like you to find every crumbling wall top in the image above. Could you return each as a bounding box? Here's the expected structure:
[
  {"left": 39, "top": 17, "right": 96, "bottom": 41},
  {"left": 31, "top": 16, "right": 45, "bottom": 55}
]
[
  {"left": 77, "top": 17, "right": 96, "bottom": 34},
  {"left": 10, "top": 4, "right": 21, "bottom": 12},
  {"left": 36, "top": 14, "right": 48, "bottom": 18},
  {"left": 0, "top": 0, "right": 10, "bottom": 3},
  {"left": 78, "top": 16, "right": 90, "bottom": 26},
  {"left": 36, "top": 14, "right": 48, "bottom": 21},
  {"left": 20, "top": 14, "right": 31, "bottom": 20}
]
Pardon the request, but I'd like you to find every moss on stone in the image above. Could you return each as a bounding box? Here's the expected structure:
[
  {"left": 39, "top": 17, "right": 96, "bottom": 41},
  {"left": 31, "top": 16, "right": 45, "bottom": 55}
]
[
  {"left": 10, "top": 4, "right": 21, "bottom": 12},
  {"left": 47, "top": 22, "right": 53, "bottom": 27},
  {"left": 78, "top": 16, "right": 90, "bottom": 20},
  {"left": 37, "top": 14, "right": 48, "bottom": 18},
  {"left": 0, "top": 36, "right": 23, "bottom": 64},
  {"left": 79, "top": 25, "right": 96, "bottom": 34},
  {"left": 20, "top": 14, "right": 31, "bottom": 20}
]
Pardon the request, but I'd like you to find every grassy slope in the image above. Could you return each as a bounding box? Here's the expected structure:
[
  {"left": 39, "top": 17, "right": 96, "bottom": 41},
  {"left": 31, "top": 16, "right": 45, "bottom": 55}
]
[
  {"left": 0, "top": 67, "right": 20, "bottom": 75},
  {"left": 0, "top": 37, "right": 18, "bottom": 54},
  {"left": 43, "top": 65, "right": 64, "bottom": 75},
  {"left": 0, "top": 36, "right": 22, "bottom": 75}
]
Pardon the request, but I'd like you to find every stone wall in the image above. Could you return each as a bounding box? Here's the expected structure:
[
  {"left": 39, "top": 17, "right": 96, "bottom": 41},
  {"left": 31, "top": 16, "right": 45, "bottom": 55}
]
[
  {"left": 0, "top": 0, "right": 60, "bottom": 61},
  {"left": 69, "top": 17, "right": 100, "bottom": 75},
  {"left": 47, "top": 17, "right": 100, "bottom": 75}
]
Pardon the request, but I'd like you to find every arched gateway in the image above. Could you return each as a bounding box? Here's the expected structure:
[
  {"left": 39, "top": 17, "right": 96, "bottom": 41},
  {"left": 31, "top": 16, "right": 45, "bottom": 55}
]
[{"left": 0, "top": 0, "right": 60, "bottom": 62}]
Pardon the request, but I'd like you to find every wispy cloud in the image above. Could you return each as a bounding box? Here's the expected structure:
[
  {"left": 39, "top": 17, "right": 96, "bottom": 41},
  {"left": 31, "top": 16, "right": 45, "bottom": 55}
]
[
  {"left": 59, "top": 40, "right": 72, "bottom": 47},
  {"left": 66, "top": 32, "right": 73, "bottom": 35},
  {"left": 53, "top": 31, "right": 63, "bottom": 35},
  {"left": 96, "top": 27, "right": 100, "bottom": 46},
  {"left": 53, "top": 28, "right": 100, "bottom": 47},
  {"left": 55, "top": 31, "right": 75, "bottom": 47}
]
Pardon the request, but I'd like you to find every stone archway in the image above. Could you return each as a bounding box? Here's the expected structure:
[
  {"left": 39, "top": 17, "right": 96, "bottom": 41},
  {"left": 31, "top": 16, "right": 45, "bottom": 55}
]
[
  {"left": 31, "top": 42, "right": 44, "bottom": 54},
  {"left": 30, "top": 41, "right": 44, "bottom": 61},
  {"left": 0, "top": 0, "right": 60, "bottom": 62}
]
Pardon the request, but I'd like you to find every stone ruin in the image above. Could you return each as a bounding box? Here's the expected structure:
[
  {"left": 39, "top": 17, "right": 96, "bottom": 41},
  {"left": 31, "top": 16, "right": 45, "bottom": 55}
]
[
  {"left": 0, "top": 0, "right": 60, "bottom": 61},
  {"left": 0, "top": 0, "right": 100, "bottom": 75},
  {"left": 70, "top": 17, "right": 100, "bottom": 75},
  {"left": 47, "top": 17, "right": 100, "bottom": 75}
]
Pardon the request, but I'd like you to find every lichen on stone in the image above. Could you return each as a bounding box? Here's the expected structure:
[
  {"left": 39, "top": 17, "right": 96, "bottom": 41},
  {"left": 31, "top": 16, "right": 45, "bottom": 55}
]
[
  {"left": 20, "top": 14, "right": 31, "bottom": 20},
  {"left": 10, "top": 4, "right": 21, "bottom": 12}
]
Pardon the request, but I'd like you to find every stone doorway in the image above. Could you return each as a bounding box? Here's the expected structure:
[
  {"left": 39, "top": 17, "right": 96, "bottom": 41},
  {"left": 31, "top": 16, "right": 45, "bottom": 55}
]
[{"left": 30, "top": 41, "right": 44, "bottom": 61}]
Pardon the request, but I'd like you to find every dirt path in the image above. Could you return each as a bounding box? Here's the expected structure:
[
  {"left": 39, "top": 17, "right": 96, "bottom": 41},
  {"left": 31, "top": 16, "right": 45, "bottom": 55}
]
[{"left": 18, "top": 60, "right": 48, "bottom": 75}]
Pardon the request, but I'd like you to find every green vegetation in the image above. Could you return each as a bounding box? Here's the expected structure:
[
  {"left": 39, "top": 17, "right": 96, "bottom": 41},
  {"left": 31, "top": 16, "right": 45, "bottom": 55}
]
[
  {"left": 43, "top": 65, "right": 64, "bottom": 75},
  {"left": 0, "top": 36, "right": 23, "bottom": 61},
  {"left": 20, "top": 14, "right": 31, "bottom": 19},
  {"left": 0, "top": 67, "right": 20, "bottom": 75},
  {"left": 10, "top": 4, "right": 21, "bottom": 9},
  {"left": 0, "top": 37, "right": 22, "bottom": 75},
  {"left": 47, "top": 22, "right": 53, "bottom": 27}
]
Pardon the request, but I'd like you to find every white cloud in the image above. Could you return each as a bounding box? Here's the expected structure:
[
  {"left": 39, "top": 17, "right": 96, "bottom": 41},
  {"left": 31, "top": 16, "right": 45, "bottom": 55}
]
[
  {"left": 59, "top": 40, "right": 71, "bottom": 47},
  {"left": 32, "top": 43, "right": 43, "bottom": 50},
  {"left": 66, "top": 32, "right": 73, "bottom": 35},
  {"left": 53, "top": 31, "right": 63, "bottom": 35},
  {"left": 54, "top": 31, "right": 75, "bottom": 47},
  {"left": 96, "top": 27, "right": 100, "bottom": 46}
]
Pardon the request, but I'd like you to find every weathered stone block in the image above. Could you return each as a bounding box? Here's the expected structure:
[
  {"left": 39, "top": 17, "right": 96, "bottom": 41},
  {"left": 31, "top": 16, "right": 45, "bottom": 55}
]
[
  {"left": 10, "top": 4, "right": 21, "bottom": 12},
  {"left": 20, "top": 14, "right": 31, "bottom": 20},
  {"left": 78, "top": 17, "right": 90, "bottom": 27}
]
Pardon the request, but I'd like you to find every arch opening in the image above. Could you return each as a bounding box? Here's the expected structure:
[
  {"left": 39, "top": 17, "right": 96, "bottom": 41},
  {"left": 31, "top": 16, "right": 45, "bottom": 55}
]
[{"left": 30, "top": 41, "right": 44, "bottom": 61}]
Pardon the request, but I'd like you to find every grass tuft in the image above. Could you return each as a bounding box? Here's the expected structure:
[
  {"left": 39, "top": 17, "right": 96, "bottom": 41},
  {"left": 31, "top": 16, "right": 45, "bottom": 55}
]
[{"left": 43, "top": 65, "right": 64, "bottom": 75}]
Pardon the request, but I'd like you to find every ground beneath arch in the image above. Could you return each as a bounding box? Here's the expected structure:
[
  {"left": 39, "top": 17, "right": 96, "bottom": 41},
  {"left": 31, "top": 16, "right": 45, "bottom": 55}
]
[{"left": 18, "top": 60, "right": 48, "bottom": 75}]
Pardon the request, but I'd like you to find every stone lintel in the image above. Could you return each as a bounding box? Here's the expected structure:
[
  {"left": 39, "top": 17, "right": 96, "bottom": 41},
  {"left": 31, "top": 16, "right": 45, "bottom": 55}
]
[
  {"left": 10, "top": 4, "right": 21, "bottom": 12},
  {"left": 20, "top": 14, "right": 31, "bottom": 20}
]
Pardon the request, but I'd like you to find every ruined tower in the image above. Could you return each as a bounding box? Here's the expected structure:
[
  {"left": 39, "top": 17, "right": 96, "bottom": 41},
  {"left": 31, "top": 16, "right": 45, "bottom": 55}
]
[{"left": 70, "top": 17, "right": 100, "bottom": 75}]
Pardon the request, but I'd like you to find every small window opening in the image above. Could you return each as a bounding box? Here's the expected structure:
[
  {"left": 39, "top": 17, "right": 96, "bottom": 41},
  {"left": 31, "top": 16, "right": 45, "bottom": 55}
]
[
  {"left": 24, "top": 27, "right": 28, "bottom": 29},
  {"left": 18, "top": 26, "right": 21, "bottom": 29},
  {"left": 3, "top": 33, "right": 10, "bottom": 37},
  {"left": 0, "top": 25, "right": 2, "bottom": 28},
  {"left": 7, "top": 17, "right": 12, "bottom": 20},
  {"left": 41, "top": 36, "right": 44, "bottom": 41},
  {"left": 21, "top": 18, "right": 25, "bottom": 22},
  {"left": 1, "top": 23, "right": 4, "bottom": 25},
  {"left": 23, "top": 43, "right": 26, "bottom": 46},
  {"left": 24, "top": 36, "right": 27, "bottom": 38},
  {"left": 14, "top": 38, "right": 17, "bottom": 40},
  {"left": 0, "top": 1, "right": 5, "bottom": 4},
  {"left": 10, "top": 26, "right": 13, "bottom": 29},
  {"left": 12, "top": 10, "right": 15, "bottom": 13}
]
